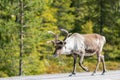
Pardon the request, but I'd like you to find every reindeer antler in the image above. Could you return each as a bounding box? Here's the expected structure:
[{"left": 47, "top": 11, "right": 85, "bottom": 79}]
[
  {"left": 61, "top": 29, "right": 69, "bottom": 34},
  {"left": 48, "top": 31, "right": 59, "bottom": 42},
  {"left": 60, "top": 29, "right": 72, "bottom": 40},
  {"left": 48, "top": 31, "right": 56, "bottom": 36}
]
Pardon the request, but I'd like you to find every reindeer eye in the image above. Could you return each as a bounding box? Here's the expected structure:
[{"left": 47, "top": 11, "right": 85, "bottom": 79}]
[{"left": 64, "top": 41, "right": 66, "bottom": 44}]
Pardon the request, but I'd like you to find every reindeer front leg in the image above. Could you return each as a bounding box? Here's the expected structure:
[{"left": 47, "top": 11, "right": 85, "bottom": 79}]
[
  {"left": 69, "top": 54, "right": 77, "bottom": 76},
  {"left": 79, "top": 53, "right": 89, "bottom": 72}
]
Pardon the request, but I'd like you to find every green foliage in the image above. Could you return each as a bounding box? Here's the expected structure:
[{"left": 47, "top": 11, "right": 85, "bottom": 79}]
[
  {"left": 0, "top": 0, "right": 120, "bottom": 77},
  {"left": 81, "top": 20, "right": 93, "bottom": 33},
  {"left": 52, "top": 0, "right": 75, "bottom": 31},
  {"left": 22, "top": 52, "right": 46, "bottom": 75},
  {"left": 0, "top": 71, "right": 8, "bottom": 77}
]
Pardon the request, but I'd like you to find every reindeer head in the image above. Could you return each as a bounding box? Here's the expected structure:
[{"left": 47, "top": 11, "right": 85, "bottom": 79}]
[{"left": 48, "top": 29, "right": 72, "bottom": 57}]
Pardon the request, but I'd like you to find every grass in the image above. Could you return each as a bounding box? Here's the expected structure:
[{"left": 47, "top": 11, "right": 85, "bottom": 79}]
[{"left": 46, "top": 58, "right": 120, "bottom": 74}]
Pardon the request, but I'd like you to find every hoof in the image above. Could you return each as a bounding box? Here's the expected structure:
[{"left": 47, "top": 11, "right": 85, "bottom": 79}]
[
  {"left": 91, "top": 73, "right": 95, "bottom": 76},
  {"left": 101, "top": 73, "right": 105, "bottom": 75},
  {"left": 85, "top": 68, "right": 90, "bottom": 72},
  {"left": 86, "top": 69, "right": 90, "bottom": 72},
  {"left": 69, "top": 73, "right": 76, "bottom": 77},
  {"left": 91, "top": 72, "right": 96, "bottom": 76},
  {"left": 101, "top": 71, "right": 107, "bottom": 75}
]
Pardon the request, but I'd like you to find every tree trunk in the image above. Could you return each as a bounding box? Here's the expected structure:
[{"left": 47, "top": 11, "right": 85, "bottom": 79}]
[
  {"left": 19, "top": 0, "right": 24, "bottom": 76},
  {"left": 100, "top": 0, "right": 103, "bottom": 34}
]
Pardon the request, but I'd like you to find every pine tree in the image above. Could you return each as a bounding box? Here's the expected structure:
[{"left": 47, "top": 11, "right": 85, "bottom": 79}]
[{"left": 52, "top": 0, "right": 75, "bottom": 31}]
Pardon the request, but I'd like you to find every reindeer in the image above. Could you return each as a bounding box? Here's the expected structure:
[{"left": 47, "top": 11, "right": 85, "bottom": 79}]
[{"left": 48, "top": 29, "right": 107, "bottom": 76}]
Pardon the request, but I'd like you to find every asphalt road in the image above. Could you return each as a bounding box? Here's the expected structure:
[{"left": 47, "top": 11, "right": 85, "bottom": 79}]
[{"left": 0, "top": 70, "right": 120, "bottom": 80}]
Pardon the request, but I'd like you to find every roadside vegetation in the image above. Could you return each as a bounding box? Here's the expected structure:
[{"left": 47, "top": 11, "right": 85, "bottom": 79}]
[{"left": 0, "top": 0, "right": 120, "bottom": 77}]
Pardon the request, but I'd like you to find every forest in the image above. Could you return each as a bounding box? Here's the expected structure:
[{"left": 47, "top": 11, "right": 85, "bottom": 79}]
[{"left": 0, "top": 0, "right": 120, "bottom": 77}]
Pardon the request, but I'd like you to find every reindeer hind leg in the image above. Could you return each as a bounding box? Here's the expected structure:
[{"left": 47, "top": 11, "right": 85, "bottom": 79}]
[
  {"left": 100, "top": 55, "right": 107, "bottom": 75},
  {"left": 92, "top": 52, "right": 101, "bottom": 76}
]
